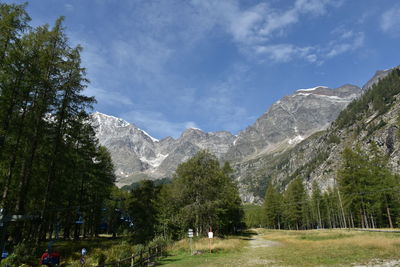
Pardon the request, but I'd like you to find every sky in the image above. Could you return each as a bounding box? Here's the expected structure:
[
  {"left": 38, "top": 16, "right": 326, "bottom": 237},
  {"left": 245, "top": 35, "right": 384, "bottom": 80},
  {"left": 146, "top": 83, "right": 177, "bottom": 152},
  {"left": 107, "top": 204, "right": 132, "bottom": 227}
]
[{"left": 4, "top": 0, "right": 400, "bottom": 139}]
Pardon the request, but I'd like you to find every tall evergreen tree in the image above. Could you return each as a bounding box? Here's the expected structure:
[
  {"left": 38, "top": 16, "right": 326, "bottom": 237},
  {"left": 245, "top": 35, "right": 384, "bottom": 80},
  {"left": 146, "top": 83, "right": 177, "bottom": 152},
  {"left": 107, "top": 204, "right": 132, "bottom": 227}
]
[
  {"left": 263, "top": 183, "right": 282, "bottom": 229},
  {"left": 283, "top": 177, "right": 306, "bottom": 230}
]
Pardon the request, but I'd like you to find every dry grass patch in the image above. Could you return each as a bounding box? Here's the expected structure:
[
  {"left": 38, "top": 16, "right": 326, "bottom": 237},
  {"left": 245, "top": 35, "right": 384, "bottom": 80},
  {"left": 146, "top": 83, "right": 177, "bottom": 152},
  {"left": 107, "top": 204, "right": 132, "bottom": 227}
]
[
  {"left": 170, "top": 237, "right": 244, "bottom": 253},
  {"left": 255, "top": 229, "right": 400, "bottom": 266}
]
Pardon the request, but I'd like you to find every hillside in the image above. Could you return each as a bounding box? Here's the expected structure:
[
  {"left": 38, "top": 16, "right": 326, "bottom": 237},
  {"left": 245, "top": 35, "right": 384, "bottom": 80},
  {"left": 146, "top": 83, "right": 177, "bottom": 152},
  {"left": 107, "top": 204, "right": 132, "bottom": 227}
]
[{"left": 240, "top": 67, "right": 400, "bottom": 202}]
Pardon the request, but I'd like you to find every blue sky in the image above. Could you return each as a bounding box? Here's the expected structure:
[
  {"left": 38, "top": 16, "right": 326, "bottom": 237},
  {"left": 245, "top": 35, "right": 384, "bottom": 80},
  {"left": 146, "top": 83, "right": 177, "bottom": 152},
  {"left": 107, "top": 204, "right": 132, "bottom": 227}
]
[{"left": 5, "top": 0, "right": 400, "bottom": 139}]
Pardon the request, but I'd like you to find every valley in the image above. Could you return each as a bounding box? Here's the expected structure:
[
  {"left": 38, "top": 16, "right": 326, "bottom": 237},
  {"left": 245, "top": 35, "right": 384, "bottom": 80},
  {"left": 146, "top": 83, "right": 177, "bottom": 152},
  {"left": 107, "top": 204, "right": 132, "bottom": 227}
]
[{"left": 2, "top": 2, "right": 400, "bottom": 266}]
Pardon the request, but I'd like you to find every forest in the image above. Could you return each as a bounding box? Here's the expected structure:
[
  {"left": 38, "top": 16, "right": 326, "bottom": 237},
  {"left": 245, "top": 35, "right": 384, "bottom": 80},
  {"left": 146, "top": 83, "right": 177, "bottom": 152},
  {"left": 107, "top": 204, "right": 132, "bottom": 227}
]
[
  {"left": 0, "top": 6, "right": 242, "bottom": 265},
  {"left": 0, "top": 1, "right": 116, "bottom": 253}
]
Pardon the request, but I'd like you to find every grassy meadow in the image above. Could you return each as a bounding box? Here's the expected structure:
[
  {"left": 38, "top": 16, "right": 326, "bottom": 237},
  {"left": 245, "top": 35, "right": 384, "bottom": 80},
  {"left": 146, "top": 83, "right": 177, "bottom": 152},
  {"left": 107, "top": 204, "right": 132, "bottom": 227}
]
[
  {"left": 12, "top": 229, "right": 400, "bottom": 266},
  {"left": 158, "top": 229, "right": 400, "bottom": 266}
]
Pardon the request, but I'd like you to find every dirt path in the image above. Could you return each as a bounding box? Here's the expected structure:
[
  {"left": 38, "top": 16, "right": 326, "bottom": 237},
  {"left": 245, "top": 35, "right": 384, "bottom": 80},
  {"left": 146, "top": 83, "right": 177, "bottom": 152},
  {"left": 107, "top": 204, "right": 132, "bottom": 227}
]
[
  {"left": 353, "top": 259, "right": 400, "bottom": 267},
  {"left": 248, "top": 234, "right": 281, "bottom": 248}
]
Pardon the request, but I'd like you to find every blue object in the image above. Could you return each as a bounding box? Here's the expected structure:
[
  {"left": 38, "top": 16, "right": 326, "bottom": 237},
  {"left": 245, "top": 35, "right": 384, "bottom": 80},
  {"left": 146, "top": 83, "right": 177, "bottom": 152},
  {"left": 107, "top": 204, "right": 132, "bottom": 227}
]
[
  {"left": 42, "top": 255, "right": 60, "bottom": 265},
  {"left": 1, "top": 251, "right": 8, "bottom": 258}
]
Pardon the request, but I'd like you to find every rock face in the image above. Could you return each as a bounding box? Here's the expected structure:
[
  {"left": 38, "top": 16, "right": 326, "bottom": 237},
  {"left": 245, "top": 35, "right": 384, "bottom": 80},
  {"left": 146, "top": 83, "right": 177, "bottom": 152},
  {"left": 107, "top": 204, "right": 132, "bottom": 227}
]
[
  {"left": 91, "top": 112, "right": 158, "bottom": 179},
  {"left": 91, "top": 81, "right": 363, "bottom": 191},
  {"left": 362, "top": 69, "right": 392, "bottom": 91},
  {"left": 91, "top": 113, "right": 237, "bottom": 186},
  {"left": 224, "top": 84, "right": 361, "bottom": 162}
]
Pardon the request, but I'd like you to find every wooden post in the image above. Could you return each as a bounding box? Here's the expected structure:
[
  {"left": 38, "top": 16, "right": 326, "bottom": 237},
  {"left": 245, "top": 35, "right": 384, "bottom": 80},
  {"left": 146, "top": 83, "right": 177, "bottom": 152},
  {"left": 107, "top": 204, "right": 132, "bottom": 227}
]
[{"left": 131, "top": 253, "right": 134, "bottom": 267}]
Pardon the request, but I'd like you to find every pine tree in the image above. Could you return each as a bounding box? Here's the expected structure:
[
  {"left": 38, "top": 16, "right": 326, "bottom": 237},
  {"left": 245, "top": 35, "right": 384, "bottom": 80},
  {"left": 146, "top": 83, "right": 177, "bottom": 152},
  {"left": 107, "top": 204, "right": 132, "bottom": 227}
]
[
  {"left": 263, "top": 183, "right": 282, "bottom": 229},
  {"left": 283, "top": 177, "right": 305, "bottom": 230}
]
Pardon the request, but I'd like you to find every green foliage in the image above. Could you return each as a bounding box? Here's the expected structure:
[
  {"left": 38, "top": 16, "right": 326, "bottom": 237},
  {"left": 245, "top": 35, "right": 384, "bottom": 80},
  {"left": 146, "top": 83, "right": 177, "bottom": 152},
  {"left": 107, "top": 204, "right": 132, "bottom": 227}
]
[
  {"left": 243, "top": 204, "right": 264, "bottom": 228},
  {"left": 122, "top": 151, "right": 243, "bottom": 245},
  {"left": 336, "top": 68, "right": 400, "bottom": 129},
  {"left": 283, "top": 178, "right": 306, "bottom": 230},
  {"left": 1, "top": 242, "right": 38, "bottom": 266},
  {"left": 171, "top": 151, "right": 244, "bottom": 236},
  {"left": 128, "top": 180, "right": 160, "bottom": 244},
  {"left": 337, "top": 144, "right": 400, "bottom": 228},
  {"left": 0, "top": 3, "right": 115, "bottom": 252},
  {"left": 263, "top": 183, "right": 282, "bottom": 229},
  {"left": 327, "top": 134, "right": 341, "bottom": 145}
]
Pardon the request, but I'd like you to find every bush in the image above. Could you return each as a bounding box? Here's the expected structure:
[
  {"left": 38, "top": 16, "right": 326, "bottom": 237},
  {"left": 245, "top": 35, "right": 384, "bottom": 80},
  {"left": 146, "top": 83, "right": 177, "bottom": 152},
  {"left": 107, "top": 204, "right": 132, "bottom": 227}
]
[{"left": 1, "top": 242, "right": 39, "bottom": 266}]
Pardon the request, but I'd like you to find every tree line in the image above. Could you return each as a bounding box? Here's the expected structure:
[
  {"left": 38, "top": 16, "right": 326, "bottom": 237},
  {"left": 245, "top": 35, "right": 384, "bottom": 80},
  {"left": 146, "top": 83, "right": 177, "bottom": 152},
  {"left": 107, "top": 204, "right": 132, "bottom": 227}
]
[
  {"left": 263, "top": 144, "right": 400, "bottom": 230},
  {"left": 0, "top": 2, "right": 115, "bottom": 251}
]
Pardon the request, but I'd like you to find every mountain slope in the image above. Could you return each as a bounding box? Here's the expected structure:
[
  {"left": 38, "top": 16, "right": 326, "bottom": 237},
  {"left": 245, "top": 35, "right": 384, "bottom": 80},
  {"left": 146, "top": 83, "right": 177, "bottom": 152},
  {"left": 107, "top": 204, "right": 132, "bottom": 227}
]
[
  {"left": 240, "top": 67, "right": 400, "bottom": 202},
  {"left": 224, "top": 84, "right": 361, "bottom": 162}
]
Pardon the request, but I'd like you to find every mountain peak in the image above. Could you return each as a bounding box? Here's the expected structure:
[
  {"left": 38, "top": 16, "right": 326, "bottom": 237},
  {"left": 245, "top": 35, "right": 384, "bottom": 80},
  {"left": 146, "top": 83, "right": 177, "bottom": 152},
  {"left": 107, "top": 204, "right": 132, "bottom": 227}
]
[{"left": 362, "top": 69, "right": 393, "bottom": 91}]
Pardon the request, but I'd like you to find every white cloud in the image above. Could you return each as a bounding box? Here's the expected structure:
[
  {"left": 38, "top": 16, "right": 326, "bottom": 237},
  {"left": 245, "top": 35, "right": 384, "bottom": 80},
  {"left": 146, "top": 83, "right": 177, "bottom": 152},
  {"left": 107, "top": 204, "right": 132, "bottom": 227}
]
[
  {"left": 121, "top": 110, "right": 198, "bottom": 139},
  {"left": 255, "top": 44, "right": 317, "bottom": 63},
  {"left": 254, "top": 28, "right": 364, "bottom": 64},
  {"left": 295, "top": 0, "right": 339, "bottom": 16},
  {"left": 191, "top": 0, "right": 345, "bottom": 64},
  {"left": 381, "top": 6, "right": 400, "bottom": 35},
  {"left": 85, "top": 86, "right": 134, "bottom": 107},
  {"left": 326, "top": 32, "right": 364, "bottom": 58}
]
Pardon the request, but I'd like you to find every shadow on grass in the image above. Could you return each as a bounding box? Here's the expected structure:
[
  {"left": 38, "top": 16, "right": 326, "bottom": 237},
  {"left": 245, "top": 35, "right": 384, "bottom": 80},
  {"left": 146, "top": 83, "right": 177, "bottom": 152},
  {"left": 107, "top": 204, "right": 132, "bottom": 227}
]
[
  {"left": 155, "top": 252, "right": 182, "bottom": 265},
  {"left": 233, "top": 229, "right": 258, "bottom": 240},
  {"left": 52, "top": 236, "right": 129, "bottom": 261}
]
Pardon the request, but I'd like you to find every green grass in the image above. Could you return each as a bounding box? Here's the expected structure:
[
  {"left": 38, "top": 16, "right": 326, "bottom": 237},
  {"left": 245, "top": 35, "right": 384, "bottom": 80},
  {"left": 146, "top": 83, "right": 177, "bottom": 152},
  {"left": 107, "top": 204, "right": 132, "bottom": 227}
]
[
  {"left": 158, "top": 229, "right": 400, "bottom": 267},
  {"left": 46, "top": 236, "right": 142, "bottom": 266},
  {"left": 13, "top": 229, "right": 400, "bottom": 266},
  {"left": 157, "top": 249, "right": 239, "bottom": 266}
]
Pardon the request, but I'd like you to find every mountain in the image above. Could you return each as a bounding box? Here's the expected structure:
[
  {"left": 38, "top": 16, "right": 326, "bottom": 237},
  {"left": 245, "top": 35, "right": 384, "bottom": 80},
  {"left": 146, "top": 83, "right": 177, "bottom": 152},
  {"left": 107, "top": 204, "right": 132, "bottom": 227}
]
[
  {"left": 91, "top": 113, "right": 236, "bottom": 187},
  {"left": 234, "top": 67, "right": 400, "bottom": 202},
  {"left": 91, "top": 113, "right": 158, "bottom": 181},
  {"left": 91, "top": 80, "right": 363, "bottom": 192},
  {"left": 224, "top": 84, "right": 361, "bottom": 162}
]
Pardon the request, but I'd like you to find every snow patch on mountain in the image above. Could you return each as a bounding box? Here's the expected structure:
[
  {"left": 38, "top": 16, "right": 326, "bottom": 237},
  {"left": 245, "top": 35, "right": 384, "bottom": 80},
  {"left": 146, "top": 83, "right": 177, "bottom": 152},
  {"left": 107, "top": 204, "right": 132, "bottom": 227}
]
[
  {"left": 140, "top": 129, "right": 159, "bottom": 142},
  {"left": 288, "top": 135, "right": 304, "bottom": 145},
  {"left": 297, "top": 86, "right": 328, "bottom": 92},
  {"left": 140, "top": 153, "right": 168, "bottom": 168}
]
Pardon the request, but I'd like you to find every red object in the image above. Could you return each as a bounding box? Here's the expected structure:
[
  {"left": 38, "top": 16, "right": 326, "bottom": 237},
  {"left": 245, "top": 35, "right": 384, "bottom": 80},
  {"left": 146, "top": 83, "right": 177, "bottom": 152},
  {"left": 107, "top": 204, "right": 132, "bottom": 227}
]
[
  {"left": 40, "top": 251, "right": 60, "bottom": 266},
  {"left": 50, "top": 252, "right": 60, "bottom": 258},
  {"left": 40, "top": 252, "right": 51, "bottom": 266}
]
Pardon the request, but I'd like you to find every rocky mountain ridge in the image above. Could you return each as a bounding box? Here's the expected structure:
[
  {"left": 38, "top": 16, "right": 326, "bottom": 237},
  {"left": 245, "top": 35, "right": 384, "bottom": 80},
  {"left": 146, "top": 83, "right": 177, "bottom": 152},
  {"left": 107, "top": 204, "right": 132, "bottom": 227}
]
[
  {"left": 234, "top": 67, "right": 399, "bottom": 202},
  {"left": 91, "top": 80, "right": 363, "bottom": 190}
]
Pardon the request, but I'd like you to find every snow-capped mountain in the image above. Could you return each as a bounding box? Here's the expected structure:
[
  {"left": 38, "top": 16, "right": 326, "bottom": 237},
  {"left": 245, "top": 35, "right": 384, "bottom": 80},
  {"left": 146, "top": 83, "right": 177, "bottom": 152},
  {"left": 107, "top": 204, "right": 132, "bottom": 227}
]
[
  {"left": 91, "top": 113, "right": 236, "bottom": 186},
  {"left": 223, "top": 84, "right": 362, "bottom": 162},
  {"left": 91, "top": 82, "right": 362, "bottom": 188}
]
